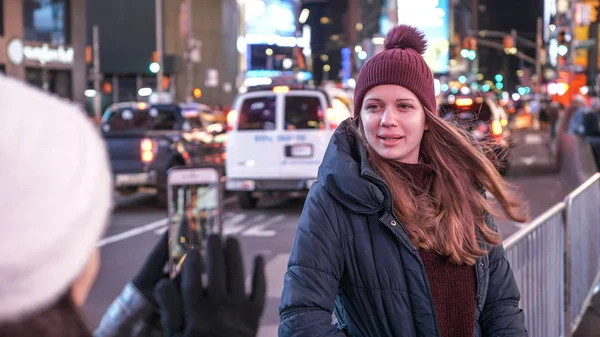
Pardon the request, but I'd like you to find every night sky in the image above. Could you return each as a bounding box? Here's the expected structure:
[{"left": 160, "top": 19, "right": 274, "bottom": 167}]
[
  {"left": 477, "top": 0, "right": 545, "bottom": 90},
  {"left": 479, "top": 0, "right": 544, "bottom": 42}
]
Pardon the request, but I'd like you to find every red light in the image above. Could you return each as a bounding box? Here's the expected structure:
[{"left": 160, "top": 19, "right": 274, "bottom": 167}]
[
  {"left": 140, "top": 138, "right": 157, "bottom": 163},
  {"left": 226, "top": 110, "right": 238, "bottom": 131},
  {"left": 491, "top": 120, "right": 503, "bottom": 136},
  {"left": 273, "top": 86, "right": 290, "bottom": 93},
  {"left": 456, "top": 98, "right": 473, "bottom": 106},
  {"left": 141, "top": 139, "right": 153, "bottom": 152},
  {"left": 142, "top": 151, "right": 154, "bottom": 163},
  {"left": 326, "top": 108, "right": 339, "bottom": 130}
]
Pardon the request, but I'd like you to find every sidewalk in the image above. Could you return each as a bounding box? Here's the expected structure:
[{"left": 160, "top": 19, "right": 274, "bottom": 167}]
[
  {"left": 574, "top": 290, "right": 600, "bottom": 336},
  {"left": 506, "top": 128, "right": 558, "bottom": 177},
  {"left": 505, "top": 128, "right": 600, "bottom": 335}
]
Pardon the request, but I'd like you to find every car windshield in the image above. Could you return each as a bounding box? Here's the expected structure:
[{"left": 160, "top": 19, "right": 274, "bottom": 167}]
[{"left": 101, "top": 105, "right": 179, "bottom": 132}]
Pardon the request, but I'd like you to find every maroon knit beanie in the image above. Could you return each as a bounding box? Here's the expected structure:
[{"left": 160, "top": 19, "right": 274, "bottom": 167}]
[{"left": 353, "top": 25, "right": 437, "bottom": 116}]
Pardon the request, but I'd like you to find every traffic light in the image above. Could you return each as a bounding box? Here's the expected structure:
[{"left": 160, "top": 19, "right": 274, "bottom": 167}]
[
  {"left": 460, "top": 37, "right": 477, "bottom": 60},
  {"left": 503, "top": 36, "right": 514, "bottom": 49},
  {"left": 162, "top": 76, "right": 170, "bottom": 90},
  {"left": 149, "top": 51, "right": 160, "bottom": 73},
  {"left": 463, "top": 37, "right": 476, "bottom": 50},
  {"left": 102, "top": 81, "right": 113, "bottom": 95},
  {"left": 85, "top": 46, "right": 92, "bottom": 64},
  {"left": 557, "top": 29, "right": 569, "bottom": 57},
  {"left": 193, "top": 88, "right": 202, "bottom": 99}
]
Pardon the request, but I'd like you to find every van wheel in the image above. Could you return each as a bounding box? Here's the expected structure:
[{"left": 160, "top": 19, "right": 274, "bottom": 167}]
[{"left": 237, "top": 192, "right": 258, "bottom": 209}]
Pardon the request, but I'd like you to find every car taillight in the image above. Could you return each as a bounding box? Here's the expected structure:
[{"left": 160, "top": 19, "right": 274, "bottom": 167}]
[
  {"left": 141, "top": 138, "right": 158, "bottom": 163},
  {"left": 226, "top": 110, "right": 238, "bottom": 131},
  {"left": 491, "top": 120, "right": 503, "bottom": 136},
  {"left": 326, "top": 108, "right": 339, "bottom": 130}
]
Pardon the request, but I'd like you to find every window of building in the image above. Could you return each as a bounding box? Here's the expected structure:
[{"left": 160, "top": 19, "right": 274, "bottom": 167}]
[{"left": 23, "top": 0, "right": 71, "bottom": 44}]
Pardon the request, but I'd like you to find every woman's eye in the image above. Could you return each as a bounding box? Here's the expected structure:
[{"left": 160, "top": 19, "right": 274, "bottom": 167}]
[
  {"left": 398, "top": 104, "right": 413, "bottom": 110},
  {"left": 366, "top": 105, "right": 379, "bottom": 110}
]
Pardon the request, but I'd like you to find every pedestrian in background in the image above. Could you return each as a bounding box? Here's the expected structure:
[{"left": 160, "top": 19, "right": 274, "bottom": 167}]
[
  {"left": 0, "top": 74, "right": 266, "bottom": 337},
  {"left": 279, "top": 25, "right": 529, "bottom": 337}
]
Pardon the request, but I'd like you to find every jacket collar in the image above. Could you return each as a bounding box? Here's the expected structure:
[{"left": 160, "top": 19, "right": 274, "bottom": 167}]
[{"left": 318, "top": 119, "right": 393, "bottom": 214}]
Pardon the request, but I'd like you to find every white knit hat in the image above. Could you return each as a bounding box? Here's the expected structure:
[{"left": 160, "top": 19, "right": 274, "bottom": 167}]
[{"left": 0, "top": 75, "right": 112, "bottom": 322}]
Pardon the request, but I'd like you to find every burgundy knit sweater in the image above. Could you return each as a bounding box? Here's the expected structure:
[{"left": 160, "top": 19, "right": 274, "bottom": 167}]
[{"left": 392, "top": 162, "right": 476, "bottom": 337}]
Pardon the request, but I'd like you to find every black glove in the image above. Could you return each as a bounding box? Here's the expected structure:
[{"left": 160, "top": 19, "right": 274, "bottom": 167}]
[
  {"left": 154, "top": 234, "right": 266, "bottom": 337},
  {"left": 132, "top": 232, "right": 169, "bottom": 302}
]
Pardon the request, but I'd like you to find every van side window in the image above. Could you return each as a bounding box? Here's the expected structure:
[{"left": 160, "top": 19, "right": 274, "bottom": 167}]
[
  {"left": 238, "top": 96, "right": 277, "bottom": 131},
  {"left": 284, "top": 96, "right": 324, "bottom": 130}
]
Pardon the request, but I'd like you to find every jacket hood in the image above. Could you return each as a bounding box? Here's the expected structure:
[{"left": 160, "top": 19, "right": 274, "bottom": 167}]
[{"left": 318, "top": 119, "right": 391, "bottom": 214}]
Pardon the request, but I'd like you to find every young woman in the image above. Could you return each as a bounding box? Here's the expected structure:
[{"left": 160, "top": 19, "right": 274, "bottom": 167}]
[{"left": 279, "top": 25, "right": 529, "bottom": 337}]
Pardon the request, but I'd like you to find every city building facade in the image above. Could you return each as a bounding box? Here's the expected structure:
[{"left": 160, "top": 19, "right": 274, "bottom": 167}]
[{"left": 0, "top": 0, "right": 87, "bottom": 105}]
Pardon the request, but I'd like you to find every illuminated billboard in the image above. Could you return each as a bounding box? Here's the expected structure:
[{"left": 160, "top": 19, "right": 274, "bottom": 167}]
[
  {"left": 245, "top": 0, "right": 297, "bottom": 38},
  {"left": 395, "top": 0, "right": 450, "bottom": 74}
]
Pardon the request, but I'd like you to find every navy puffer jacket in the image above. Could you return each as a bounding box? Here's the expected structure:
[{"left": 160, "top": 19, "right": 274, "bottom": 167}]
[{"left": 278, "top": 119, "right": 527, "bottom": 337}]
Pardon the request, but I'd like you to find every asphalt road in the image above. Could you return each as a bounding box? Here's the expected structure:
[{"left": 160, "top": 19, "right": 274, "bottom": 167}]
[{"left": 83, "top": 129, "right": 570, "bottom": 337}]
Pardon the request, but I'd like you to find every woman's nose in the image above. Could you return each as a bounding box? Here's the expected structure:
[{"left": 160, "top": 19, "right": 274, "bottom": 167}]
[{"left": 380, "top": 108, "right": 398, "bottom": 127}]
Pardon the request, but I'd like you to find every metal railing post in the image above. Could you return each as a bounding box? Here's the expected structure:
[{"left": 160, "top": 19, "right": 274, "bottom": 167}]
[{"left": 563, "top": 193, "right": 573, "bottom": 337}]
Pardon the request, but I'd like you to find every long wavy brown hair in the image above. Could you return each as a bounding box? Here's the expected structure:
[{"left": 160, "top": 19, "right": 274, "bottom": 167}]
[{"left": 355, "top": 108, "right": 530, "bottom": 265}]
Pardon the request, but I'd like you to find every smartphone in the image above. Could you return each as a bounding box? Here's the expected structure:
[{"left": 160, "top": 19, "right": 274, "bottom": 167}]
[{"left": 167, "top": 166, "right": 222, "bottom": 279}]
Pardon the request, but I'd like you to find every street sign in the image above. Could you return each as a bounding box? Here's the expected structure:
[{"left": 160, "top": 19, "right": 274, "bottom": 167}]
[
  {"left": 179, "top": 2, "right": 189, "bottom": 38},
  {"left": 185, "top": 38, "right": 202, "bottom": 63}
]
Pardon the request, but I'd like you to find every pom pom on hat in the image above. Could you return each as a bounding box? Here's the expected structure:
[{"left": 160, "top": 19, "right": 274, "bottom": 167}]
[
  {"left": 353, "top": 24, "right": 436, "bottom": 116},
  {"left": 384, "top": 24, "right": 427, "bottom": 55}
]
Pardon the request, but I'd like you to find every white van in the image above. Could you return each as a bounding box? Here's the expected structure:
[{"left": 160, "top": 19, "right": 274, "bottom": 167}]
[{"left": 225, "top": 85, "right": 351, "bottom": 208}]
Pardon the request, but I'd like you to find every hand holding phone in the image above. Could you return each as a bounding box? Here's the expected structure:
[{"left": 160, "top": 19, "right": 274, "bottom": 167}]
[
  {"left": 167, "top": 167, "right": 222, "bottom": 279},
  {"left": 154, "top": 235, "right": 266, "bottom": 337}
]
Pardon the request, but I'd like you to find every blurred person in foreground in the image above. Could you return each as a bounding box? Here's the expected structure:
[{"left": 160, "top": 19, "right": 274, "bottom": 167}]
[
  {"left": 0, "top": 75, "right": 266, "bottom": 337},
  {"left": 279, "top": 25, "right": 530, "bottom": 337}
]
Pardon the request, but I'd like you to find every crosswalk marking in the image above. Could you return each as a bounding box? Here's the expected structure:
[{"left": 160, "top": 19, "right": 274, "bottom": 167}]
[
  {"left": 222, "top": 214, "right": 248, "bottom": 235},
  {"left": 154, "top": 226, "right": 168, "bottom": 235},
  {"left": 242, "top": 215, "right": 286, "bottom": 237},
  {"left": 524, "top": 134, "right": 543, "bottom": 145},
  {"left": 152, "top": 213, "right": 288, "bottom": 238}
]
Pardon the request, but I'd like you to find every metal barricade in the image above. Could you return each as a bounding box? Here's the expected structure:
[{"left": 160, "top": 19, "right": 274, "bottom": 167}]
[
  {"left": 504, "top": 202, "right": 567, "bottom": 337},
  {"left": 565, "top": 173, "right": 600, "bottom": 334},
  {"left": 502, "top": 172, "right": 600, "bottom": 337}
]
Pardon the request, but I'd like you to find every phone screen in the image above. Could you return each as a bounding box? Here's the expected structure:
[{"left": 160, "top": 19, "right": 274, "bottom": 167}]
[{"left": 168, "top": 179, "right": 220, "bottom": 278}]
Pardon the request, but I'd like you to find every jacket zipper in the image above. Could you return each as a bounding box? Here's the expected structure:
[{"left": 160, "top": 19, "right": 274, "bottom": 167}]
[{"left": 363, "top": 171, "right": 443, "bottom": 337}]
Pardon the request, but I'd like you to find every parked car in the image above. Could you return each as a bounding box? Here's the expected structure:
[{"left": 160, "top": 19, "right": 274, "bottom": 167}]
[
  {"left": 439, "top": 95, "right": 511, "bottom": 175},
  {"left": 101, "top": 101, "right": 225, "bottom": 206}
]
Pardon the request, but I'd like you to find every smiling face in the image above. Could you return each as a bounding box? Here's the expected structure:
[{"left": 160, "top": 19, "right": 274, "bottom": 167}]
[{"left": 360, "top": 85, "right": 428, "bottom": 163}]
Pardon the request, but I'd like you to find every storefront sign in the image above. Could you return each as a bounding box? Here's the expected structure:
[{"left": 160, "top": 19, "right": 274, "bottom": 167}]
[{"left": 7, "top": 39, "right": 74, "bottom": 66}]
